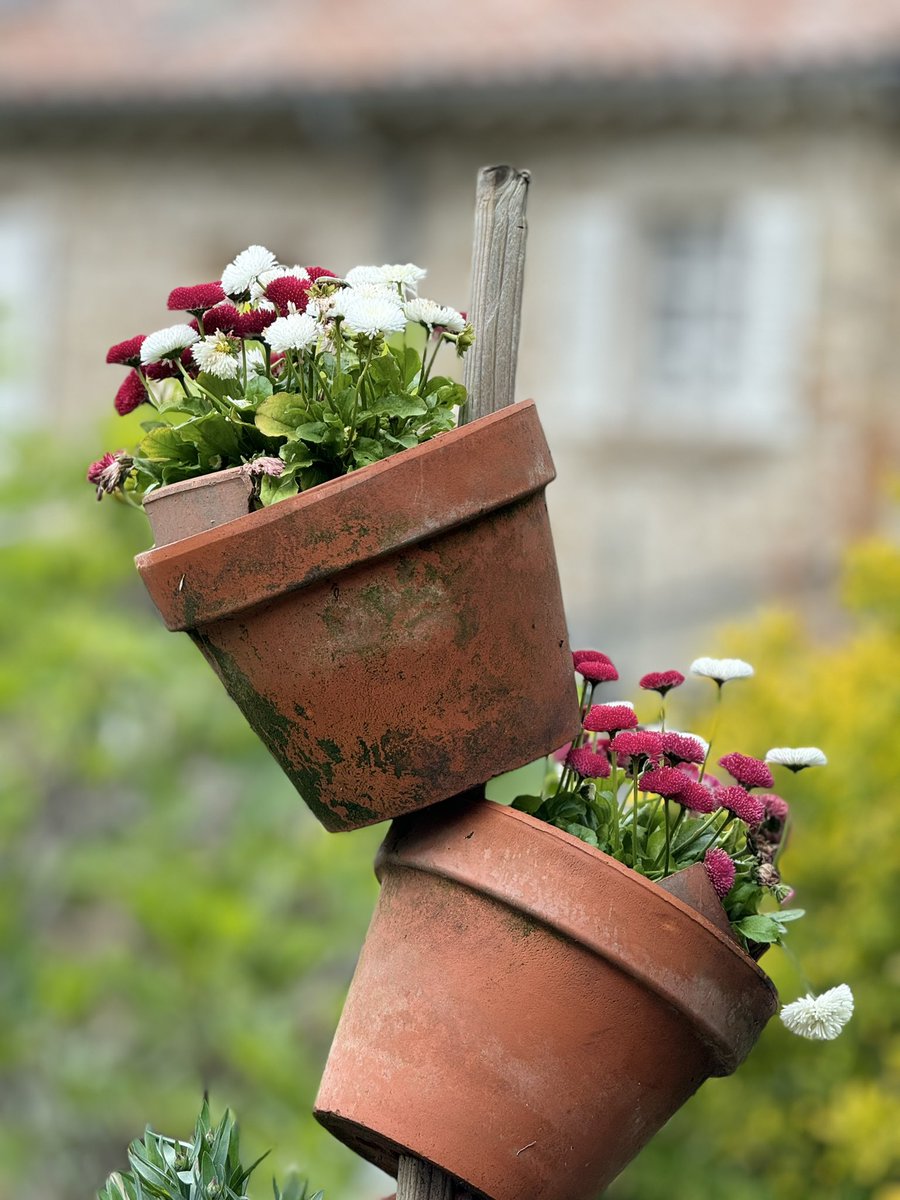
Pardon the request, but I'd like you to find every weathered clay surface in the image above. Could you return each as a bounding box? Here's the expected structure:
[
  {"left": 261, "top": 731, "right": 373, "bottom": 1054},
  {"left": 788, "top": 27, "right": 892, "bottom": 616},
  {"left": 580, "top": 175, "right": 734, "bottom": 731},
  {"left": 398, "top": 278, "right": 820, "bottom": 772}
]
[
  {"left": 135, "top": 402, "right": 580, "bottom": 831},
  {"left": 658, "top": 860, "right": 740, "bottom": 943},
  {"left": 143, "top": 467, "right": 254, "bottom": 546},
  {"left": 314, "top": 799, "right": 778, "bottom": 1200}
]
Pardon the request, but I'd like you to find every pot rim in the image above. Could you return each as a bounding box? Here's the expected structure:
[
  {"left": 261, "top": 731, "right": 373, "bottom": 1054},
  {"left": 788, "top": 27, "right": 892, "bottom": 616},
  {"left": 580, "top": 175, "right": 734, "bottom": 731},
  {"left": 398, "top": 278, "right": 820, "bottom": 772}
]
[
  {"left": 378, "top": 798, "right": 778, "bottom": 1073},
  {"left": 135, "top": 399, "right": 555, "bottom": 631}
]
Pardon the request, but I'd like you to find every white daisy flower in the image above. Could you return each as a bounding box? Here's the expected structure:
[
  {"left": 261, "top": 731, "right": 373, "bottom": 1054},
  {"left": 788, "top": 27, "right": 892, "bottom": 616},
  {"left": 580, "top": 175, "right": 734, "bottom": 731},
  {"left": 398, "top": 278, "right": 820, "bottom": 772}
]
[
  {"left": 140, "top": 323, "right": 199, "bottom": 365},
  {"left": 221, "top": 244, "right": 278, "bottom": 297},
  {"left": 244, "top": 346, "right": 266, "bottom": 372},
  {"left": 343, "top": 265, "right": 385, "bottom": 288},
  {"left": 779, "top": 984, "right": 854, "bottom": 1040},
  {"left": 380, "top": 262, "right": 427, "bottom": 294},
  {"left": 304, "top": 294, "right": 337, "bottom": 322},
  {"left": 404, "top": 297, "right": 466, "bottom": 332},
  {"left": 765, "top": 747, "right": 828, "bottom": 772},
  {"left": 690, "top": 657, "right": 755, "bottom": 685},
  {"left": 264, "top": 312, "right": 319, "bottom": 354},
  {"left": 191, "top": 332, "right": 241, "bottom": 380},
  {"left": 338, "top": 292, "right": 407, "bottom": 337}
]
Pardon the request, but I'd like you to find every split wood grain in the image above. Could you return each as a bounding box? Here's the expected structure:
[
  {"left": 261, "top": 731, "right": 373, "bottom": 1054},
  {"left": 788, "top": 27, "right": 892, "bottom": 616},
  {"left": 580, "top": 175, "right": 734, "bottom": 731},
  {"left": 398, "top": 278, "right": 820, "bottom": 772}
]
[{"left": 460, "top": 164, "right": 530, "bottom": 423}]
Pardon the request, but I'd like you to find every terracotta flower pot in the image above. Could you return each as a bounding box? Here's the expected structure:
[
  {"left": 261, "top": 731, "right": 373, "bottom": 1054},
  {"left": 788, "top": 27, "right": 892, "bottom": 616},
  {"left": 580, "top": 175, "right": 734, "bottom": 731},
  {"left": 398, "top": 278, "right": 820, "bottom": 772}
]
[
  {"left": 314, "top": 798, "right": 778, "bottom": 1200},
  {"left": 135, "top": 401, "right": 579, "bottom": 832}
]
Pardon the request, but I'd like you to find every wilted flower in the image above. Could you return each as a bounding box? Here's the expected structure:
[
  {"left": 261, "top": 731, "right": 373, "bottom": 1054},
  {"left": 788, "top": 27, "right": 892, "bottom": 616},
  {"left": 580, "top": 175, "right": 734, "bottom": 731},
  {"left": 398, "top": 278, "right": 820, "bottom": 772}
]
[
  {"left": 243, "top": 457, "right": 285, "bottom": 477},
  {"left": 780, "top": 985, "right": 854, "bottom": 1040},
  {"left": 87, "top": 451, "right": 133, "bottom": 500}
]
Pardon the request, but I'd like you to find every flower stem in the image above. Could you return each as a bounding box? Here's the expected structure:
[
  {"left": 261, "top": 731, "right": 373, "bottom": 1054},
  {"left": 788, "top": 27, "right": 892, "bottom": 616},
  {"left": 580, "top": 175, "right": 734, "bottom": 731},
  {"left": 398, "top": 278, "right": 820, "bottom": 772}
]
[{"left": 698, "top": 685, "right": 723, "bottom": 783}]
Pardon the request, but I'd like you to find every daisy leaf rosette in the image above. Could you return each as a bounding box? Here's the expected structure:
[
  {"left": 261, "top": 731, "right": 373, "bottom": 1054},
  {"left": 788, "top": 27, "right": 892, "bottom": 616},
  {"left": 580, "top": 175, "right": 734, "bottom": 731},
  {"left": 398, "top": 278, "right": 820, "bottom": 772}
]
[{"left": 90, "top": 248, "right": 473, "bottom": 507}]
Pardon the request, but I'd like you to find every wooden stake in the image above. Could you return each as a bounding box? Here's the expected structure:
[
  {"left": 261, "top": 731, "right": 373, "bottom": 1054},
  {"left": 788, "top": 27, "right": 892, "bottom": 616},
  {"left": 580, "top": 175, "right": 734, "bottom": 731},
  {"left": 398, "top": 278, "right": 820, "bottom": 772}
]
[
  {"left": 460, "top": 164, "right": 531, "bottom": 423},
  {"left": 395, "top": 165, "right": 530, "bottom": 1200}
]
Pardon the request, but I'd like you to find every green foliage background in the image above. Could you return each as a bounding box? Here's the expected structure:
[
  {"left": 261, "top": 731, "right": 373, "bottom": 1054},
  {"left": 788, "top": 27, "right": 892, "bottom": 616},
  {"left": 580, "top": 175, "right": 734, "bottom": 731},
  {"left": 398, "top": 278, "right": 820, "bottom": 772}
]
[{"left": 1, "top": 424, "right": 898, "bottom": 1199}]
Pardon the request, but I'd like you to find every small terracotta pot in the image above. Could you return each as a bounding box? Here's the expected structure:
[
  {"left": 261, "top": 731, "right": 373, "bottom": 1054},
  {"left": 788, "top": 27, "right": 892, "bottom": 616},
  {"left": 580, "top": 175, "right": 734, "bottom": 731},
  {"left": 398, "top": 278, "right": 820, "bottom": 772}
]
[
  {"left": 314, "top": 799, "right": 777, "bottom": 1200},
  {"left": 135, "top": 401, "right": 579, "bottom": 832}
]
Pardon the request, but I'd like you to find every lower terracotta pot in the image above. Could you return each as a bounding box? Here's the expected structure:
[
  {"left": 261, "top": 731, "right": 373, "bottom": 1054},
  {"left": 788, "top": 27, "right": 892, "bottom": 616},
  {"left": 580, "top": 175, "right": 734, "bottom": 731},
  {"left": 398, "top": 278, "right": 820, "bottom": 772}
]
[
  {"left": 135, "top": 401, "right": 579, "bottom": 831},
  {"left": 314, "top": 799, "right": 778, "bottom": 1200}
]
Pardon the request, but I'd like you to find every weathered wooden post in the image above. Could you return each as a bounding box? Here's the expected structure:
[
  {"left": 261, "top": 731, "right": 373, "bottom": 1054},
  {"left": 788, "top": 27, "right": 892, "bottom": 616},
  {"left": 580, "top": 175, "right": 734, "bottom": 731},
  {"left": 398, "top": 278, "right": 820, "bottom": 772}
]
[{"left": 394, "top": 163, "right": 530, "bottom": 1200}]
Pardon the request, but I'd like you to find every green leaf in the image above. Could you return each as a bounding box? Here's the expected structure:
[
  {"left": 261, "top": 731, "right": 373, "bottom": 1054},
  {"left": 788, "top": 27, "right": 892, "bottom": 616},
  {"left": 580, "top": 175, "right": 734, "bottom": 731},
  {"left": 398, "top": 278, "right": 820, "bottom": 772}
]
[
  {"left": 259, "top": 474, "right": 300, "bottom": 507},
  {"left": 774, "top": 908, "right": 806, "bottom": 922},
  {"left": 732, "top": 914, "right": 786, "bottom": 943},
  {"left": 139, "top": 426, "right": 199, "bottom": 465},
  {"left": 244, "top": 374, "right": 274, "bottom": 407},
  {"left": 372, "top": 394, "right": 428, "bottom": 419},
  {"left": 254, "top": 394, "right": 309, "bottom": 438},
  {"left": 565, "top": 823, "right": 599, "bottom": 847},
  {"left": 512, "top": 794, "right": 544, "bottom": 815},
  {"left": 291, "top": 422, "right": 330, "bottom": 444}
]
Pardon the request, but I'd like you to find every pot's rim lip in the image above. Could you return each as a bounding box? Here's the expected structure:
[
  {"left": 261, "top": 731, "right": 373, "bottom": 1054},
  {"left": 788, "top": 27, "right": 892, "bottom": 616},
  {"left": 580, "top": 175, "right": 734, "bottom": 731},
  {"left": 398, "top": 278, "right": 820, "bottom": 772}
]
[
  {"left": 142, "top": 465, "right": 251, "bottom": 505},
  {"left": 391, "top": 797, "right": 778, "bottom": 995},
  {"left": 138, "top": 397, "right": 538, "bottom": 546}
]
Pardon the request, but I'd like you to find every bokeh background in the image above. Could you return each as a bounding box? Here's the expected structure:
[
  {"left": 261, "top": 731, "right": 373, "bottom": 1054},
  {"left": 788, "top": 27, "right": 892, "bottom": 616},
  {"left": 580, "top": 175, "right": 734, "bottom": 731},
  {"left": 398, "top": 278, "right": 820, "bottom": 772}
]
[{"left": 1, "top": 2, "right": 899, "bottom": 1197}]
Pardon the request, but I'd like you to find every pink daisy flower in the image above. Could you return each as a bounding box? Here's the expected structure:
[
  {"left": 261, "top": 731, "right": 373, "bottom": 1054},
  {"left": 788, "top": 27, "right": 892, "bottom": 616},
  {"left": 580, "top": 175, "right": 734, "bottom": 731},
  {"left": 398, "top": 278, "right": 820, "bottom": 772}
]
[
  {"left": 578, "top": 659, "right": 619, "bottom": 683},
  {"left": 566, "top": 745, "right": 611, "bottom": 779},
  {"left": 638, "top": 765, "right": 689, "bottom": 797},
  {"left": 677, "top": 780, "right": 719, "bottom": 814},
  {"left": 718, "top": 752, "right": 774, "bottom": 791},
  {"left": 719, "top": 785, "right": 766, "bottom": 826},
  {"left": 234, "top": 308, "right": 278, "bottom": 338},
  {"left": 761, "top": 793, "right": 790, "bottom": 823},
  {"left": 265, "top": 275, "right": 311, "bottom": 316},
  {"left": 704, "top": 848, "right": 736, "bottom": 899},
  {"left": 167, "top": 282, "right": 226, "bottom": 314},
  {"left": 639, "top": 670, "right": 685, "bottom": 696},
  {"left": 584, "top": 704, "right": 639, "bottom": 734},
  {"left": 661, "top": 732, "right": 706, "bottom": 764},
  {"left": 609, "top": 730, "right": 663, "bottom": 760},
  {"left": 573, "top": 649, "right": 615, "bottom": 668},
  {"left": 106, "top": 334, "right": 145, "bottom": 367},
  {"left": 114, "top": 370, "right": 148, "bottom": 415},
  {"left": 202, "top": 304, "right": 241, "bottom": 335}
]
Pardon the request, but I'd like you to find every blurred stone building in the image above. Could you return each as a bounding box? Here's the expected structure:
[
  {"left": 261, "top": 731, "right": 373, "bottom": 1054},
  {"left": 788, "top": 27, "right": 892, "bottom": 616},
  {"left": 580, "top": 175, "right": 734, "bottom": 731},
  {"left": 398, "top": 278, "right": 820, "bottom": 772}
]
[{"left": 2, "top": 0, "right": 899, "bottom": 667}]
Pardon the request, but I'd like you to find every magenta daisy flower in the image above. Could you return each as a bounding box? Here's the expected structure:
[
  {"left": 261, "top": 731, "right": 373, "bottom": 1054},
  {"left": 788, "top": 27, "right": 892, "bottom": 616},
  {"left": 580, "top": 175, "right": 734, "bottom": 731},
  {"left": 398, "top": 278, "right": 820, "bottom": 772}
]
[
  {"left": 609, "top": 730, "right": 663, "bottom": 760},
  {"left": 105, "top": 334, "right": 145, "bottom": 367},
  {"left": 578, "top": 659, "right": 619, "bottom": 683},
  {"left": 265, "top": 275, "right": 311, "bottom": 315},
  {"left": 761, "top": 793, "right": 790, "bottom": 823},
  {"left": 566, "top": 745, "right": 611, "bottom": 779},
  {"left": 114, "top": 370, "right": 148, "bottom": 415},
  {"left": 704, "top": 848, "right": 736, "bottom": 899},
  {"left": 719, "top": 785, "right": 766, "bottom": 826},
  {"left": 661, "top": 732, "right": 706, "bottom": 765},
  {"left": 87, "top": 451, "right": 117, "bottom": 484},
  {"left": 638, "top": 766, "right": 689, "bottom": 797},
  {"left": 584, "top": 703, "right": 639, "bottom": 734},
  {"left": 718, "top": 752, "right": 774, "bottom": 791},
  {"left": 572, "top": 649, "right": 615, "bottom": 669},
  {"left": 167, "top": 282, "right": 226, "bottom": 315},
  {"left": 202, "top": 304, "right": 241, "bottom": 335},
  {"left": 305, "top": 266, "right": 337, "bottom": 283},
  {"left": 639, "top": 670, "right": 685, "bottom": 696},
  {"left": 678, "top": 780, "right": 719, "bottom": 814},
  {"left": 143, "top": 360, "right": 177, "bottom": 380},
  {"left": 234, "top": 308, "right": 278, "bottom": 338}
]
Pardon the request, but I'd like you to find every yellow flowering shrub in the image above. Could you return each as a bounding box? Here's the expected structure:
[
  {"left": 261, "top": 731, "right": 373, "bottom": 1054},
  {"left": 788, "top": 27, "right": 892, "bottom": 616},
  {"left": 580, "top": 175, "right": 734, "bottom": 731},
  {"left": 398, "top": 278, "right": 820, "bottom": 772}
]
[{"left": 610, "top": 536, "right": 900, "bottom": 1199}]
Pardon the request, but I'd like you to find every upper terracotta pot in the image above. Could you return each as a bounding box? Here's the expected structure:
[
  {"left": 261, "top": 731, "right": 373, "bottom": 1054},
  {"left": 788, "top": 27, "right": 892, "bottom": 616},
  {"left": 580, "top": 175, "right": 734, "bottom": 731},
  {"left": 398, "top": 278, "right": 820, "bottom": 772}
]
[
  {"left": 314, "top": 798, "right": 778, "bottom": 1200},
  {"left": 135, "top": 401, "right": 580, "bottom": 831}
]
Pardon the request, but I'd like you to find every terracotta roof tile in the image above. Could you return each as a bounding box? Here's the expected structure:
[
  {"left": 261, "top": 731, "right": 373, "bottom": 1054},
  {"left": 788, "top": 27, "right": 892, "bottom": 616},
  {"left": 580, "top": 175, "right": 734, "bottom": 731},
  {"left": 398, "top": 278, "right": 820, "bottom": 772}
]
[{"left": 2, "top": 0, "right": 900, "bottom": 102}]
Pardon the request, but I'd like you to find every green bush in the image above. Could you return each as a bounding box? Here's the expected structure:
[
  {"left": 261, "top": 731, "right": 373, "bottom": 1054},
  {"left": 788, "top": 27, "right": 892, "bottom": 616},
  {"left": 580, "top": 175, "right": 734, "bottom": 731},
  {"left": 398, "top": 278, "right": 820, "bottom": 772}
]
[{"left": 0, "top": 427, "right": 383, "bottom": 1199}]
